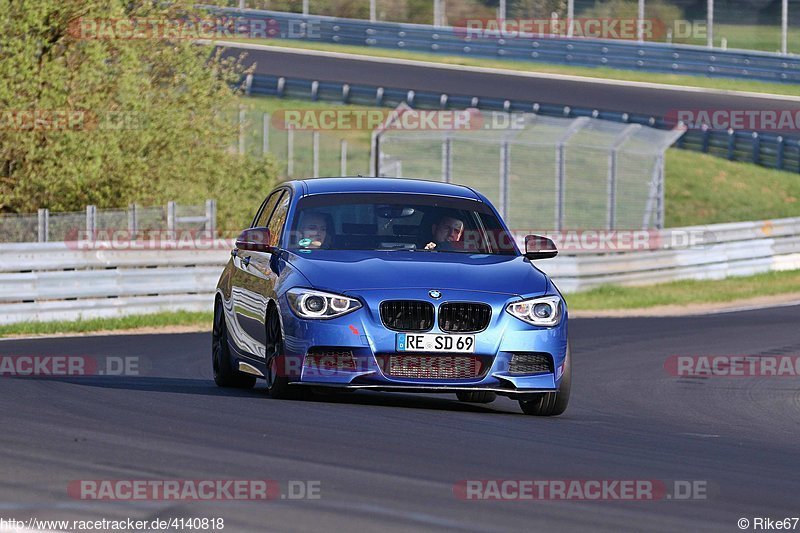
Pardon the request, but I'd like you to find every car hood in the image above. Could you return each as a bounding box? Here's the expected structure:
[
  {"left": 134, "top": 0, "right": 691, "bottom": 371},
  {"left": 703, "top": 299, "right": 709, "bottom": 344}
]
[{"left": 285, "top": 250, "right": 548, "bottom": 296}]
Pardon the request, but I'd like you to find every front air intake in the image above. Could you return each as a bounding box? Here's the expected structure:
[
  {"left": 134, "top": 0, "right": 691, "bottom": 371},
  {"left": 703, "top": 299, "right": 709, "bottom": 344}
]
[
  {"left": 508, "top": 353, "right": 554, "bottom": 375},
  {"left": 438, "top": 302, "right": 492, "bottom": 333},
  {"left": 380, "top": 300, "right": 434, "bottom": 332}
]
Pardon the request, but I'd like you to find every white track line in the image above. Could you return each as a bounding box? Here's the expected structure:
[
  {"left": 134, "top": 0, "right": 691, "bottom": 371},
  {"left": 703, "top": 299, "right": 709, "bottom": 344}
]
[{"left": 209, "top": 40, "right": 800, "bottom": 102}]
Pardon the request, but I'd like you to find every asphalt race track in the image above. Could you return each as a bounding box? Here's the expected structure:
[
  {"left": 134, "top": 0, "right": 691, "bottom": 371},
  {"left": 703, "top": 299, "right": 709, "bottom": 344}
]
[
  {"left": 220, "top": 44, "right": 800, "bottom": 118},
  {"left": 1, "top": 306, "right": 799, "bottom": 532}
]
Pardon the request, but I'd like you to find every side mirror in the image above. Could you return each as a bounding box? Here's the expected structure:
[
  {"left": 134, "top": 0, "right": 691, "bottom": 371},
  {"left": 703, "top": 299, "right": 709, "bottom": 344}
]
[
  {"left": 524, "top": 235, "right": 558, "bottom": 260},
  {"left": 235, "top": 227, "right": 275, "bottom": 252}
]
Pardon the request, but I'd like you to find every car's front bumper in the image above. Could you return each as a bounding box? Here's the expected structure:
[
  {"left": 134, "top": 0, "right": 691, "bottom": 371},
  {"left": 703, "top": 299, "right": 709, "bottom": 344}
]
[{"left": 279, "top": 288, "right": 568, "bottom": 398}]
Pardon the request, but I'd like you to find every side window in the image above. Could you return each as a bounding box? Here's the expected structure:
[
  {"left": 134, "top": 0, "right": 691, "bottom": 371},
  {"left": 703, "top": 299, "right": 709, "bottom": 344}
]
[
  {"left": 266, "top": 191, "right": 291, "bottom": 247},
  {"left": 254, "top": 190, "right": 283, "bottom": 228}
]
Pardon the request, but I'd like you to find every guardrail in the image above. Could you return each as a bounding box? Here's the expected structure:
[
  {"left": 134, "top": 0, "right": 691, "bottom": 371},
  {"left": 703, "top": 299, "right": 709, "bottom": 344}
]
[
  {"left": 0, "top": 242, "right": 231, "bottom": 324},
  {"left": 204, "top": 6, "right": 800, "bottom": 84},
  {"left": 540, "top": 217, "right": 800, "bottom": 292},
  {"left": 248, "top": 73, "right": 800, "bottom": 173},
  {"left": 2, "top": 217, "right": 798, "bottom": 324}
]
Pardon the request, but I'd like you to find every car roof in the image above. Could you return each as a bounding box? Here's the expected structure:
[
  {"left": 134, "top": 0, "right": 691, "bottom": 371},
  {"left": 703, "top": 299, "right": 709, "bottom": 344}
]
[{"left": 292, "top": 177, "right": 482, "bottom": 201}]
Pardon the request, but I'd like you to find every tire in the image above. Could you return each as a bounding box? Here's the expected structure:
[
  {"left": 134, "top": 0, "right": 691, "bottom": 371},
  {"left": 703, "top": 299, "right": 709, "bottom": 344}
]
[
  {"left": 265, "top": 306, "right": 304, "bottom": 400},
  {"left": 212, "top": 300, "right": 257, "bottom": 389},
  {"left": 518, "top": 345, "right": 571, "bottom": 417},
  {"left": 456, "top": 391, "right": 497, "bottom": 404}
]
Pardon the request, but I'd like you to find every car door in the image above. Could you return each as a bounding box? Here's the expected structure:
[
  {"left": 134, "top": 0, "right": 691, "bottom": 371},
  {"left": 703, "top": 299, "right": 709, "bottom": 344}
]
[{"left": 229, "top": 190, "right": 285, "bottom": 359}]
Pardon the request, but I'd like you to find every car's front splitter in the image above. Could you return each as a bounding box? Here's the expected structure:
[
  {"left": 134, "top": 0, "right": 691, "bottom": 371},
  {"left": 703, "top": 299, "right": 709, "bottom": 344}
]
[{"left": 289, "top": 381, "right": 555, "bottom": 400}]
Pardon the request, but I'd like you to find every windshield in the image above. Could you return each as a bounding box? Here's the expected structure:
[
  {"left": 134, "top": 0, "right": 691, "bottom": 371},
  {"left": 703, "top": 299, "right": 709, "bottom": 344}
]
[{"left": 287, "top": 193, "right": 518, "bottom": 255}]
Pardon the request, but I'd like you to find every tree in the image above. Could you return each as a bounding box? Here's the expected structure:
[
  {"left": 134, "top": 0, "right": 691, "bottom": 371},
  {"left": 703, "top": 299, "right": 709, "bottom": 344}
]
[{"left": 0, "top": 0, "right": 275, "bottom": 229}]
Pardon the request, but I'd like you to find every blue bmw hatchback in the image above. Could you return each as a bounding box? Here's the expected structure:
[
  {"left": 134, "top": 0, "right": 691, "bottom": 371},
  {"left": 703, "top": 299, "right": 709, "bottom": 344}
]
[{"left": 213, "top": 177, "right": 570, "bottom": 416}]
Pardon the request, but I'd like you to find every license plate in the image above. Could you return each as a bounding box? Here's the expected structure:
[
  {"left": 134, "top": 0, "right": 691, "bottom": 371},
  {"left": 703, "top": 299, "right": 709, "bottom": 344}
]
[{"left": 396, "top": 333, "right": 475, "bottom": 353}]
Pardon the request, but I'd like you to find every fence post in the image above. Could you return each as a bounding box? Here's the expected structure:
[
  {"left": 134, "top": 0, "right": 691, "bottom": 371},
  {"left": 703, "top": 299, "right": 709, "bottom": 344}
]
[
  {"left": 128, "top": 203, "right": 137, "bottom": 238},
  {"left": 727, "top": 130, "right": 736, "bottom": 160},
  {"left": 707, "top": 0, "right": 714, "bottom": 48},
  {"left": 607, "top": 150, "right": 618, "bottom": 231},
  {"left": 607, "top": 124, "right": 640, "bottom": 230},
  {"left": 642, "top": 154, "right": 664, "bottom": 229},
  {"left": 238, "top": 106, "right": 246, "bottom": 155},
  {"left": 287, "top": 129, "right": 295, "bottom": 177},
  {"left": 86, "top": 205, "right": 96, "bottom": 239},
  {"left": 658, "top": 155, "right": 665, "bottom": 229},
  {"left": 244, "top": 73, "right": 253, "bottom": 97},
  {"left": 370, "top": 130, "right": 380, "bottom": 176},
  {"left": 205, "top": 199, "right": 217, "bottom": 237},
  {"left": 499, "top": 141, "right": 510, "bottom": 220},
  {"left": 637, "top": 0, "right": 645, "bottom": 43},
  {"left": 312, "top": 131, "right": 320, "bottom": 177},
  {"left": 752, "top": 132, "right": 761, "bottom": 165},
  {"left": 781, "top": 0, "right": 788, "bottom": 55},
  {"left": 340, "top": 139, "right": 348, "bottom": 176},
  {"left": 167, "top": 201, "right": 176, "bottom": 236},
  {"left": 37, "top": 208, "right": 49, "bottom": 243},
  {"left": 554, "top": 117, "right": 589, "bottom": 231},
  {"left": 262, "top": 112, "right": 270, "bottom": 155},
  {"left": 441, "top": 136, "right": 452, "bottom": 183}
]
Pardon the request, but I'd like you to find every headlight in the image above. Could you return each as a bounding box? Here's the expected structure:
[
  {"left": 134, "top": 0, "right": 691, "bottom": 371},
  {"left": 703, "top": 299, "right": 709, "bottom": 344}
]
[
  {"left": 506, "top": 295, "right": 563, "bottom": 326},
  {"left": 287, "top": 288, "right": 361, "bottom": 319}
]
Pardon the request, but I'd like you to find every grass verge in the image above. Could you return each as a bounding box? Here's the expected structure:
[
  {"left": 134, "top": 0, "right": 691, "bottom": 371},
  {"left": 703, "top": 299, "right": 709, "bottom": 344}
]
[
  {"left": 567, "top": 269, "right": 800, "bottom": 310},
  {"left": 231, "top": 39, "right": 800, "bottom": 98},
  {"left": 0, "top": 311, "right": 212, "bottom": 338},
  {"left": 664, "top": 149, "right": 800, "bottom": 226}
]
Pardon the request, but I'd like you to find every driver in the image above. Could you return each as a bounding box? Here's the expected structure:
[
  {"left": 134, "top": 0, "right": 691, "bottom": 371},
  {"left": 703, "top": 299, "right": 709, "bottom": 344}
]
[{"left": 425, "top": 215, "right": 464, "bottom": 251}]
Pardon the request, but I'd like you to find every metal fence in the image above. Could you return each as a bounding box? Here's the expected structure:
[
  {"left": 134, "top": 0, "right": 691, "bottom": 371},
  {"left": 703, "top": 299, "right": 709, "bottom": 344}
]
[
  {"left": 234, "top": 108, "right": 371, "bottom": 178},
  {"left": 205, "top": 6, "right": 800, "bottom": 83},
  {"left": 247, "top": 73, "right": 800, "bottom": 174},
  {"left": 374, "top": 112, "right": 684, "bottom": 230},
  {"left": 0, "top": 201, "right": 217, "bottom": 243}
]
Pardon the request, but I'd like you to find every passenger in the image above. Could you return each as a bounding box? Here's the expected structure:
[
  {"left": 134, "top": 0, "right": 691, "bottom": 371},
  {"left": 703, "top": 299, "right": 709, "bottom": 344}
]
[{"left": 298, "top": 212, "right": 329, "bottom": 249}]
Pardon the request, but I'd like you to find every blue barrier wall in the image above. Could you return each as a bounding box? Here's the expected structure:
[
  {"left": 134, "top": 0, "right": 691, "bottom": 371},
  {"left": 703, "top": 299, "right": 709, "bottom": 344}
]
[{"left": 204, "top": 6, "right": 800, "bottom": 84}]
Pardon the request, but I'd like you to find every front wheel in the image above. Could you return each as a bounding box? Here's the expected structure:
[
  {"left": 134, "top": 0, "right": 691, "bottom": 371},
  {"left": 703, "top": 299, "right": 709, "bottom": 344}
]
[
  {"left": 212, "top": 301, "right": 256, "bottom": 389},
  {"left": 518, "top": 345, "right": 571, "bottom": 416},
  {"left": 265, "top": 307, "right": 304, "bottom": 400}
]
